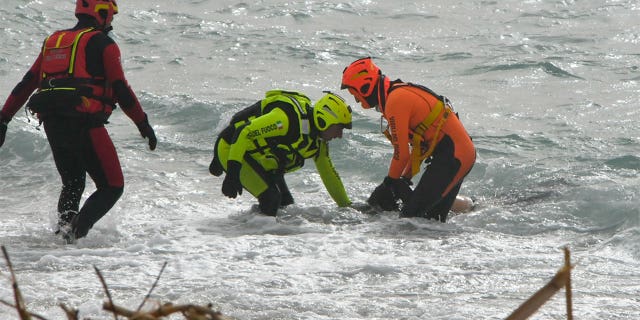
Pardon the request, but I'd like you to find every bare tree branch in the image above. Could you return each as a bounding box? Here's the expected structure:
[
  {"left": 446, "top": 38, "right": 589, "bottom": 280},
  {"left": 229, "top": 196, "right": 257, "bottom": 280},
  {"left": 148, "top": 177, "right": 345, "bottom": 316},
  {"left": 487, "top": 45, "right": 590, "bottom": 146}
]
[
  {"left": 3, "top": 247, "right": 231, "bottom": 320},
  {"left": 60, "top": 303, "right": 79, "bottom": 320},
  {"left": 94, "top": 265, "right": 119, "bottom": 320},
  {"left": 2, "top": 245, "right": 32, "bottom": 320},
  {"left": 137, "top": 261, "right": 168, "bottom": 312},
  {"left": 104, "top": 301, "right": 229, "bottom": 320},
  {"left": 0, "top": 300, "right": 50, "bottom": 320}
]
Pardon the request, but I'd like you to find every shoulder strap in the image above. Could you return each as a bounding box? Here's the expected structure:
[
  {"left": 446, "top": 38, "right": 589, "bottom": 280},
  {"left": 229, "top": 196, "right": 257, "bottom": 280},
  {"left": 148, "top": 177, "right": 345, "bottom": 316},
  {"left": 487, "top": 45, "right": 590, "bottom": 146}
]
[{"left": 389, "top": 82, "right": 446, "bottom": 102}]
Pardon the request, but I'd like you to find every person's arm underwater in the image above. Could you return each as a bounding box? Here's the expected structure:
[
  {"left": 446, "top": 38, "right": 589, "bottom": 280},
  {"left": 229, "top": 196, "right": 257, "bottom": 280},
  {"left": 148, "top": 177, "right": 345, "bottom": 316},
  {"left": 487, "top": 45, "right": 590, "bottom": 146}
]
[{"left": 314, "top": 141, "right": 351, "bottom": 207}]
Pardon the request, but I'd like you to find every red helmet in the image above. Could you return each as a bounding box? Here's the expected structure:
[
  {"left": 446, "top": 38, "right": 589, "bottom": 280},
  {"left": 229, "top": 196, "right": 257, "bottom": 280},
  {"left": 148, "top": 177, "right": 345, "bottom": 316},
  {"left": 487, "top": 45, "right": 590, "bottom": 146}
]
[
  {"left": 341, "top": 57, "right": 381, "bottom": 109},
  {"left": 76, "top": 0, "right": 119, "bottom": 27}
]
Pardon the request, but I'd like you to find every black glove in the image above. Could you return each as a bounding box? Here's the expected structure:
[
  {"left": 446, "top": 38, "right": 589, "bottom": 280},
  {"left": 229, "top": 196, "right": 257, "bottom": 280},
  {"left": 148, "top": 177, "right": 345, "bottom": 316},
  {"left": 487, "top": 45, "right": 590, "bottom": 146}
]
[
  {"left": 222, "top": 160, "right": 243, "bottom": 198},
  {"left": 136, "top": 113, "right": 157, "bottom": 151},
  {"left": 367, "top": 182, "right": 399, "bottom": 211},
  {"left": 209, "top": 155, "right": 223, "bottom": 176},
  {"left": 0, "top": 121, "right": 7, "bottom": 148},
  {"left": 383, "top": 176, "right": 413, "bottom": 203}
]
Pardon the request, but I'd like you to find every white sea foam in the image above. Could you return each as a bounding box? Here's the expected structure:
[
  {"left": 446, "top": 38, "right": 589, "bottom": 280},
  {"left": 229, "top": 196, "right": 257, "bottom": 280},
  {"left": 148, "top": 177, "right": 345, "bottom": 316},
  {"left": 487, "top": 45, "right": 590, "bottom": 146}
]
[{"left": 1, "top": 0, "right": 639, "bottom": 319}]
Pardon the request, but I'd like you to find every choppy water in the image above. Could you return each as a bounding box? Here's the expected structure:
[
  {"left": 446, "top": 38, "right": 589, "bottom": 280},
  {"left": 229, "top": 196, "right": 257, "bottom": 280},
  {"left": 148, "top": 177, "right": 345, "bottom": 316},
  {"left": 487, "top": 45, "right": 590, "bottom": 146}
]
[{"left": 1, "top": 0, "right": 639, "bottom": 319}]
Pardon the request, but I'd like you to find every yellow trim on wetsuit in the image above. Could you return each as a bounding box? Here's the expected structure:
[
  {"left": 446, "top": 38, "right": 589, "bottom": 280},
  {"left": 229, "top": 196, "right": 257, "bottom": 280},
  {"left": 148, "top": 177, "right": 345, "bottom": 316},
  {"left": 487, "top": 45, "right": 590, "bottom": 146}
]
[
  {"left": 381, "top": 98, "right": 452, "bottom": 177},
  {"left": 41, "top": 27, "right": 95, "bottom": 79},
  {"left": 410, "top": 99, "right": 452, "bottom": 177},
  {"left": 68, "top": 28, "right": 95, "bottom": 75}
]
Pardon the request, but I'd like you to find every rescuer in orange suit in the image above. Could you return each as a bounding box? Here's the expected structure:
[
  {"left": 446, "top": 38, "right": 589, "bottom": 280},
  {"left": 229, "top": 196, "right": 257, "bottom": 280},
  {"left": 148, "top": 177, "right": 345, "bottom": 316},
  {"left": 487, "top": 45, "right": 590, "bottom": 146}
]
[
  {"left": 341, "top": 57, "right": 475, "bottom": 222},
  {"left": 0, "top": 0, "right": 157, "bottom": 243}
]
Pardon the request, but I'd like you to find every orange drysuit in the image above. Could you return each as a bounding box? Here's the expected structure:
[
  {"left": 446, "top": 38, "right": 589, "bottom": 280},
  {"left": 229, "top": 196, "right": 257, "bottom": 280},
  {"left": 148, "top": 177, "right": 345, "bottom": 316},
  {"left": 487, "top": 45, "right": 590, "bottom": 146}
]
[{"left": 383, "top": 83, "right": 475, "bottom": 221}]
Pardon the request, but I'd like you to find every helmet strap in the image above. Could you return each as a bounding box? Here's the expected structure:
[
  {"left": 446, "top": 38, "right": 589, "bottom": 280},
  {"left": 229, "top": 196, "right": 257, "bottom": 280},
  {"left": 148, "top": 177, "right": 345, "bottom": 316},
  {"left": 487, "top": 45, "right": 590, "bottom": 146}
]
[{"left": 364, "top": 89, "right": 379, "bottom": 111}]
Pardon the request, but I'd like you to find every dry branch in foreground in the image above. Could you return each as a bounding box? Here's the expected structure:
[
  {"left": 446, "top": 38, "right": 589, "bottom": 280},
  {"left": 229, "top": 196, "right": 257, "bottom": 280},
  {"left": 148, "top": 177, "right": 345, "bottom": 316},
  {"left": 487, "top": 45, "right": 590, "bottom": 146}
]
[{"left": 0, "top": 245, "right": 232, "bottom": 320}]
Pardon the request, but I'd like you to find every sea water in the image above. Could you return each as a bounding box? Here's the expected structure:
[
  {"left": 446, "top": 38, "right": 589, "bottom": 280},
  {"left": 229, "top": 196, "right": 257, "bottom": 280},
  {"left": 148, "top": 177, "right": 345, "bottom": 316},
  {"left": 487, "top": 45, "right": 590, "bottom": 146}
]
[{"left": 0, "top": 0, "right": 638, "bottom": 319}]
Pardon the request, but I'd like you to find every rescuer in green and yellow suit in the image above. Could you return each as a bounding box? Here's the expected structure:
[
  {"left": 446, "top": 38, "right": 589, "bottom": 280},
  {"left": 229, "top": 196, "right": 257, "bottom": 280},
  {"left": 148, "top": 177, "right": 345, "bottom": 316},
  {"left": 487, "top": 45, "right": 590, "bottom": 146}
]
[{"left": 209, "top": 90, "right": 352, "bottom": 216}]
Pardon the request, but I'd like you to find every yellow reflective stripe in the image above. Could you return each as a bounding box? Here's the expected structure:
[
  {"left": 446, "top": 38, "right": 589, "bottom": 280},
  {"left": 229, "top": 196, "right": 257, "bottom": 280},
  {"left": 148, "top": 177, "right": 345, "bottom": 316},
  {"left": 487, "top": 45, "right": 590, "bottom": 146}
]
[
  {"left": 410, "top": 100, "right": 451, "bottom": 177},
  {"left": 413, "top": 100, "right": 444, "bottom": 137},
  {"left": 38, "top": 87, "right": 77, "bottom": 93},
  {"left": 54, "top": 32, "right": 67, "bottom": 48},
  {"left": 68, "top": 28, "right": 95, "bottom": 75},
  {"left": 94, "top": 3, "right": 114, "bottom": 12}
]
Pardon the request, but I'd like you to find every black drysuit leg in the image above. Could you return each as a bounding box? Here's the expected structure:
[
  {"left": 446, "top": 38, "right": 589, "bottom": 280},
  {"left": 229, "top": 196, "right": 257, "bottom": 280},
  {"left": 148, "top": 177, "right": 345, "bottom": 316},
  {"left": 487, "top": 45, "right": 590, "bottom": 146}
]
[
  {"left": 400, "top": 135, "right": 462, "bottom": 222},
  {"left": 44, "top": 118, "right": 124, "bottom": 239}
]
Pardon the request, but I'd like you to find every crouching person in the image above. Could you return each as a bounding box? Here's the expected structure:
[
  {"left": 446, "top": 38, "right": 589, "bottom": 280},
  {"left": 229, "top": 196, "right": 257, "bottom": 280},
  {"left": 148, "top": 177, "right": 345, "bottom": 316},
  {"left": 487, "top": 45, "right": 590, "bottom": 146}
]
[{"left": 209, "top": 90, "right": 352, "bottom": 216}]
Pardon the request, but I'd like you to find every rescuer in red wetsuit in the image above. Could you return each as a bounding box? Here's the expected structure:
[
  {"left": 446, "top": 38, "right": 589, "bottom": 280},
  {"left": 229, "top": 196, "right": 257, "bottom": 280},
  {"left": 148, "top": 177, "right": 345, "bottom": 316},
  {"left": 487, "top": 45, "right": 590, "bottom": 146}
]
[
  {"left": 341, "top": 57, "right": 475, "bottom": 222},
  {"left": 0, "top": 0, "right": 157, "bottom": 243}
]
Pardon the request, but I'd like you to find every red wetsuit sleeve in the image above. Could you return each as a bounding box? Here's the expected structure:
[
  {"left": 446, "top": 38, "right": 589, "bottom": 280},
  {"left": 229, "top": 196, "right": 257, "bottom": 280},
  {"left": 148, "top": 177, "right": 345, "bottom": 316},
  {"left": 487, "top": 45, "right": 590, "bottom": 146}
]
[
  {"left": 1, "top": 54, "right": 42, "bottom": 121},
  {"left": 103, "top": 43, "right": 147, "bottom": 124}
]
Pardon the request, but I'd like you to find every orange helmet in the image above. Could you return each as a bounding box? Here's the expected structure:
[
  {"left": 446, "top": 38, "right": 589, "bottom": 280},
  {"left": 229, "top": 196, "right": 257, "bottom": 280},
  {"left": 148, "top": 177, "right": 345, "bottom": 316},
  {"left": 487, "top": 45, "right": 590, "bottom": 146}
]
[
  {"left": 76, "top": 0, "right": 119, "bottom": 27},
  {"left": 341, "top": 57, "right": 381, "bottom": 109}
]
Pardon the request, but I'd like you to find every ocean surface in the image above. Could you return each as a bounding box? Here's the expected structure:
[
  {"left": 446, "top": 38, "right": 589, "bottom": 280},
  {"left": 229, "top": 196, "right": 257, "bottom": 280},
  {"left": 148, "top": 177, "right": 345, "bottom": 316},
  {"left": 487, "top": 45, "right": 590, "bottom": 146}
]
[{"left": 1, "top": 0, "right": 639, "bottom": 319}]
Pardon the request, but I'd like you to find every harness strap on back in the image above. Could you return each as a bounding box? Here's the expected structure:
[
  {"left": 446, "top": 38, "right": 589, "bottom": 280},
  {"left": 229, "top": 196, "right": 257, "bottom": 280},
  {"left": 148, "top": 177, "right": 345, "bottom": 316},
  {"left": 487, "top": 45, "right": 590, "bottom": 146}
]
[
  {"left": 410, "top": 100, "right": 451, "bottom": 177},
  {"left": 384, "top": 82, "right": 455, "bottom": 178},
  {"left": 40, "top": 77, "right": 106, "bottom": 89},
  {"left": 283, "top": 94, "right": 310, "bottom": 135}
]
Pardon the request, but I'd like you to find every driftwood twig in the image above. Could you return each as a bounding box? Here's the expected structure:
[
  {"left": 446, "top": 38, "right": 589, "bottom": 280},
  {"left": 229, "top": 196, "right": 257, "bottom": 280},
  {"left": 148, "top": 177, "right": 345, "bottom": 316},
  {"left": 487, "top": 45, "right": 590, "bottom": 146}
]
[
  {"left": 104, "top": 301, "right": 227, "bottom": 320},
  {"left": 60, "top": 303, "right": 79, "bottom": 320},
  {"left": 2, "top": 246, "right": 231, "bottom": 320},
  {"left": 137, "top": 261, "right": 168, "bottom": 312},
  {"left": 2, "top": 245, "right": 33, "bottom": 320},
  {"left": 506, "top": 247, "right": 575, "bottom": 320},
  {"left": 94, "top": 265, "right": 119, "bottom": 320}
]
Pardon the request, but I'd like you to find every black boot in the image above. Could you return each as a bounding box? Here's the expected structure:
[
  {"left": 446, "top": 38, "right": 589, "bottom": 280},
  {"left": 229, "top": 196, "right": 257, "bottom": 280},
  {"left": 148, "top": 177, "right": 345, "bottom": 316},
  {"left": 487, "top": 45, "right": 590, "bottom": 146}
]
[
  {"left": 55, "top": 210, "right": 77, "bottom": 235},
  {"left": 274, "top": 174, "right": 293, "bottom": 207}
]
